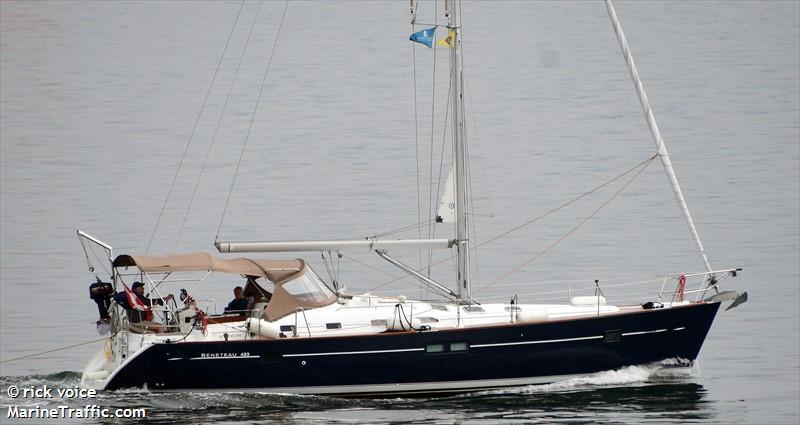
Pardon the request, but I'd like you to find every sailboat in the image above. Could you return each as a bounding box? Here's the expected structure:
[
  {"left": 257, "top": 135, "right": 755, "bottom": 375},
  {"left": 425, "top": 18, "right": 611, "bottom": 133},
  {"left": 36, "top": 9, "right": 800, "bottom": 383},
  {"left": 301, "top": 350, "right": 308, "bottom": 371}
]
[{"left": 79, "top": 0, "right": 747, "bottom": 395}]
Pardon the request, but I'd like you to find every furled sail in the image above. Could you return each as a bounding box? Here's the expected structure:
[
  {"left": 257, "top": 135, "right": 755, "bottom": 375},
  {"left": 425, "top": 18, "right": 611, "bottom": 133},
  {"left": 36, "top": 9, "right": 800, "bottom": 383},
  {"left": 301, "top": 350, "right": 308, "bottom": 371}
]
[{"left": 436, "top": 166, "right": 455, "bottom": 223}]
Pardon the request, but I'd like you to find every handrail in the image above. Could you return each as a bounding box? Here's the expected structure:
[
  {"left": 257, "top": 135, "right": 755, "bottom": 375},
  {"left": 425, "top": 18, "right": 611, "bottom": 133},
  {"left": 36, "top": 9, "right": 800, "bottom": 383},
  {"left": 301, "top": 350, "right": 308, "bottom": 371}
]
[
  {"left": 292, "top": 308, "right": 312, "bottom": 337},
  {"left": 656, "top": 268, "right": 740, "bottom": 301},
  {"left": 663, "top": 268, "right": 740, "bottom": 280}
]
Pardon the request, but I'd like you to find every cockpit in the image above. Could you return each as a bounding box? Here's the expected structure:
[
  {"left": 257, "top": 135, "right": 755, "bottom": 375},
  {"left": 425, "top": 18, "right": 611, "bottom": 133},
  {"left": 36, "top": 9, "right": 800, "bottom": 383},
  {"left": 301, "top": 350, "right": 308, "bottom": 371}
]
[{"left": 98, "top": 252, "right": 337, "bottom": 334}]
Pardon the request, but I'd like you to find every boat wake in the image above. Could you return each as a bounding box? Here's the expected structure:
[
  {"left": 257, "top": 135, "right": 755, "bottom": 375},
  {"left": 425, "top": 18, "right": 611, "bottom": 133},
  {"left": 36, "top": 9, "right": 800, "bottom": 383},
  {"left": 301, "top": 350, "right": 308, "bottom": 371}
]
[
  {"left": 467, "top": 358, "right": 697, "bottom": 397},
  {"left": 0, "top": 371, "right": 81, "bottom": 393},
  {"left": 0, "top": 361, "right": 706, "bottom": 424}
]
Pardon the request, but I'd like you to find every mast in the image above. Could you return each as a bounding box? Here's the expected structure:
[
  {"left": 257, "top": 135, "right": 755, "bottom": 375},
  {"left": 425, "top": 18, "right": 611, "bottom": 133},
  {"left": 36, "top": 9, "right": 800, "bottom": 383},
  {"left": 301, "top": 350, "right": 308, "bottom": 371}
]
[
  {"left": 604, "top": 0, "right": 714, "bottom": 278},
  {"left": 445, "top": 0, "right": 471, "bottom": 301}
]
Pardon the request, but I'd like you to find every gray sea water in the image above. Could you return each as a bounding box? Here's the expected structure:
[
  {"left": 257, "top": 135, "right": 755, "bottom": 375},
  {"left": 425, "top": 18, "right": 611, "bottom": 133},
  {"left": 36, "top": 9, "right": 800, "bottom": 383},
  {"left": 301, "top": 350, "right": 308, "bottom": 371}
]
[{"left": 1, "top": 1, "right": 798, "bottom": 423}]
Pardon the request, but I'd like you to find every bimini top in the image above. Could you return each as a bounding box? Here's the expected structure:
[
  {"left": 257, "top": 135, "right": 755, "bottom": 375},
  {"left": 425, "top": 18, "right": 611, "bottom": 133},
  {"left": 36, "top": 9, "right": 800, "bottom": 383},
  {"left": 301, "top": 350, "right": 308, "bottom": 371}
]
[
  {"left": 112, "top": 252, "right": 304, "bottom": 283},
  {"left": 112, "top": 252, "right": 337, "bottom": 321}
]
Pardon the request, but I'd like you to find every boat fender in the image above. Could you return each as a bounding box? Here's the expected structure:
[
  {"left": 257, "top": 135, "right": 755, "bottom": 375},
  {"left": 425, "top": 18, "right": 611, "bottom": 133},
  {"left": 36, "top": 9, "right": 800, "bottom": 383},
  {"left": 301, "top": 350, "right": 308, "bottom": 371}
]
[
  {"left": 516, "top": 310, "right": 549, "bottom": 322},
  {"left": 386, "top": 316, "right": 422, "bottom": 331},
  {"left": 570, "top": 296, "right": 607, "bottom": 306},
  {"left": 386, "top": 305, "right": 422, "bottom": 331},
  {"left": 246, "top": 318, "right": 281, "bottom": 338},
  {"left": 84, "top": 370, "right": 110, "bottom": 381}
]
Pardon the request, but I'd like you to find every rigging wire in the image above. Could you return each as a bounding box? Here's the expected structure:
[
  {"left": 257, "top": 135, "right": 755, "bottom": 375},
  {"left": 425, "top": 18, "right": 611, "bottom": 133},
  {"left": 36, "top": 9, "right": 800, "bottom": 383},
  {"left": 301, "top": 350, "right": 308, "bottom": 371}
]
[
  {"left": 335, "top": 252, "right": 341, "bottom": 291},
  {"left": 174, "top": 1, "right": 265, "bottom": 253},
  {"left": 474, "top": 154, "right": 657, "bottom": 294},
  {"left": 342, "top": 253, "right": 453, "bottom": 299},
  {"left": 78, "top": 236, "right": 111, "bottom": 278},
  {"left": 369, "top": 218, "right": 436, "bottom": 239},
  {"left": 341, "top": 253, "right": 415, "bottom": 285},
  {"left": 426, "top": 73, "right": 453, "bottom": 275},
  {"left": 368, "top": 154, "right": 658, "bottom": 292},
  {"left": 473, "top": 154, "right": 657, "bottom": 252},
  {"left": 465, "top": 97, "right": 481, "bottom": 294},
  {"left": 0, "top": 335, "right": 116, "bottom": 364},
  {"left": 462, "top": 73, "right": 495, "bottom": 219},
  {"left": 423, "top": 0, "right": 441, "bottom": 296},
  {"left": 478, "top": 271, "right": 728, "bottom": 305},
  {"left": 321, "top": 251, "right": 341, "bottom": 293},
  {"left": 78, "top": 237, "right": 94, "bottom": 274},
  {"left": 480, "top": 276, "right": 666, "bottom": 302},
  {"left": 432, "top": 76, "right": 452, "bottom": 214},
  {"left": 146, "top": 0, "right": 246, "bottom": 254},
  {"left": 427, "top": 0, "right": 440, "bottom": 252},
  {"left": 410, "top": 9, "right": 423, "bottom": 277},
  {"left": 216, "top": 0, "right": 290, "bottom": 240},
  {"left": 321, "top": 251, "right": 334, "bottom": 286}
]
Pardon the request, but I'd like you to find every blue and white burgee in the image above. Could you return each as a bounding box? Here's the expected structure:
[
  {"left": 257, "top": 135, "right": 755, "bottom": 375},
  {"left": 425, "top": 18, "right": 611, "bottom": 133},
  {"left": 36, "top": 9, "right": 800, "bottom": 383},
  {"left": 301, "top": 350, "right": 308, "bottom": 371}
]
[{"left": 409, "top": 27, "right": 436, "bottom": 48}]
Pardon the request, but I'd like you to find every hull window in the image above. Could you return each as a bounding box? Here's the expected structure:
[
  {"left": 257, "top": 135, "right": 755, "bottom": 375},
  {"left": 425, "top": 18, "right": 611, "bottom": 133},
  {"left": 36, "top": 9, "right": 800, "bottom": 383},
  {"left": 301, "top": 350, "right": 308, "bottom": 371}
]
[
  {"left": 450, "top": 342, "right": 468, "bottom": 352},
  {"left": 426, "top": 342, "right": 469, "bottom": 354},
  {"left": 603, "top": 329, "right": 622, "bottom": 343},
  {"left": 426, "top": 344, "right": 445, "bottom": 353}
]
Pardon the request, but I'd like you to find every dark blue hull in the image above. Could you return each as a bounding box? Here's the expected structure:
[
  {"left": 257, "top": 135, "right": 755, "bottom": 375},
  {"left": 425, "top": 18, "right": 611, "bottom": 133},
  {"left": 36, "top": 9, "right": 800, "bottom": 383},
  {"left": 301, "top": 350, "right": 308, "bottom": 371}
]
[{"left": 104, "top": 302, "right": 720, "bottom": 395}]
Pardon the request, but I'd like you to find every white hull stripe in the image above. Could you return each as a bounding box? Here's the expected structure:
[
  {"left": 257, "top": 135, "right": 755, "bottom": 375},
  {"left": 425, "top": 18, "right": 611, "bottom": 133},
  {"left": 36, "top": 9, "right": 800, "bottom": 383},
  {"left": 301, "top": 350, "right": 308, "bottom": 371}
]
[
  {"left": 283, "top": 348, "right": 423, "bottom": 358},
  {"left": 622, "top": 328, "right": 668, "bottom": 336},
  {"left": 472, "top": 335, "right": 603, "bottom": 348}
]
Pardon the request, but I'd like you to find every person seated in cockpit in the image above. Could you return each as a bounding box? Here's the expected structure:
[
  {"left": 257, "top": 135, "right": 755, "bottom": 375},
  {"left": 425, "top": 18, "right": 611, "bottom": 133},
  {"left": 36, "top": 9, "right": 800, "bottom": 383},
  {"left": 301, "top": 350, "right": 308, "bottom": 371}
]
[
  {"left": 115, "top": 281, "right": 174, "bottom": 333},
  {"left": 224, "top": 286, "right": 250, "bottom": 317}
]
